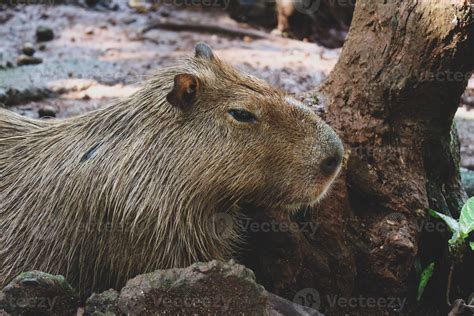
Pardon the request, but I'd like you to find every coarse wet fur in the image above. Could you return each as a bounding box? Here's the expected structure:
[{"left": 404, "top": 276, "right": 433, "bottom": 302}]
[{"left": 0, "top": 43, "right": 343, "bottom": 296}]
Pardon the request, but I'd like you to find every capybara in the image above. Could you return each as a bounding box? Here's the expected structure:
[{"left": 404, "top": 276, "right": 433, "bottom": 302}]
[{"left": 0, "top": 43, "right": 343, "bottom": 295}]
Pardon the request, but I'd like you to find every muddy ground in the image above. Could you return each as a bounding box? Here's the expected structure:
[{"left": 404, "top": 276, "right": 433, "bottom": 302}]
[{"left": 1, "top": 2, "right": 473, "bottom": 170}]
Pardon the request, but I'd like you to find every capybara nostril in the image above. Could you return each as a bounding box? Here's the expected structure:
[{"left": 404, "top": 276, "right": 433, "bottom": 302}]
[{"left": 321, "top": 150, "right": 343, "bottom": 176}]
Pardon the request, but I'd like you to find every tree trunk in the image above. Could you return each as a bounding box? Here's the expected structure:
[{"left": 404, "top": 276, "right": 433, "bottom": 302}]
[{"left": 241, "top": 0, "right": 474, "bottom": 314}]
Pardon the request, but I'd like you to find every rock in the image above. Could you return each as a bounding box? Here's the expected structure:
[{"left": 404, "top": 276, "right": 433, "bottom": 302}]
[
  {"left": 38, "top": 105, "right": 56, "bottom": 118},
  {"left": 0, "top": 271, "right": 79, "bottom": 316},
  {"left": 160, "top": 11, "right": 170, "bottom": 18},
  {"left": 16, "top": 55, "right": 43, "bottom": 66},
  {"left": 0, "top": 262, "right": 322, "bottom": 315},
  {"left": 461, "top": 168, "right": 474, "bottom": 197},
  {"left": 0, "top": 87, "right": 51, "bottom": 106},
  {"left": 36, "top": 26, "right": 54, "bottom": 42},
  {"left": 85, "top": 289, "right": 121, "bottom": 315},
  {"left": 117, "top": 260, "right": 267, "bottom": 315},
  {"left": 21, "top": 43, "right": 35, "bottom": 56}
]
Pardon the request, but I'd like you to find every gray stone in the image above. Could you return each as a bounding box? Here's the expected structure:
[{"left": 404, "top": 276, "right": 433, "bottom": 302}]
[
  {"left": 21, "top": 43, "right": 36, "bottom": 57},
  {"left": 36, "top": 26, "right": 54, "bottom": 42},
  {"left": 84, "top": 260, "right": 324, "bottom": 315},
  {"left": 16, "top": 55, "right": 42, "bottom": 66},
  {"left": 117, "top": 260, "right": 267, "bottom": 315},
  {"left": 85, "top": 289, "right": 121, "bottom": 316},
  {"left": 0, "top": 271, "right": 79, "bottom": 316},
  {"left": 38, "top": 105, "right": 56, "bottom": 118},
  {"left": 1, "top": 262, "right": 323, "bottom": 316}
]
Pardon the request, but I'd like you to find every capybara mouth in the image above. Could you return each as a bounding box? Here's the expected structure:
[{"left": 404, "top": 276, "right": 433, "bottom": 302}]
[{"left": 282, "top": 168, "right": 342, "bottom": 212}]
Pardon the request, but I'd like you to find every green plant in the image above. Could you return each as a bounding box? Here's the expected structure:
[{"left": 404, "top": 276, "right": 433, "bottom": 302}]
[
  {"left": 416, "top": 262, "right": 435, "bottom": 301},
  {"left": 417, "top": 197, "right": 474, "bottom": 305},
  {"left": 429, "top": 197, "right": 474, "bottom": 252}
]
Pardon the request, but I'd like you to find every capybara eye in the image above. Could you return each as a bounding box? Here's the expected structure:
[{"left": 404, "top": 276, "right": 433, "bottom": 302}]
[{"left": 228, "top": 109, "right": 256, "bottom": 123}]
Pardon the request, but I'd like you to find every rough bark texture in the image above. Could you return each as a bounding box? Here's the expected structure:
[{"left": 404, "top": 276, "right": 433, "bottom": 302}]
[{"left": 241, "top": 0, "right": 474, "bottom": 314}]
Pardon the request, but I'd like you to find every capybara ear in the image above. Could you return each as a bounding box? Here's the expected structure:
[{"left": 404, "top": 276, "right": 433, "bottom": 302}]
[
  {"left": 194, "top": 42, "right": 214, "bottom": 60},
  {"left": 166, "top": 73, "right": 199, "bottom": 109}
]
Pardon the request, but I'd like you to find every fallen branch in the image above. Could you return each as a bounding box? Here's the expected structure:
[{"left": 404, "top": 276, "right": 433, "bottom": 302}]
[
  {"left": 142, "top": 20, "right": 288, "bottom": 42},
  {"left": 448, "top": 299, "right": 474, "bottom": 316}
]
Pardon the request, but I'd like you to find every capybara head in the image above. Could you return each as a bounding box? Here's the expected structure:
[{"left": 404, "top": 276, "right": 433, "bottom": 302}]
[
  {"left": 0, "top": 43, "right": 343, "bottom": 295},
  {"left": 164, "top": 43, "right": 344, "bottom": 210}
]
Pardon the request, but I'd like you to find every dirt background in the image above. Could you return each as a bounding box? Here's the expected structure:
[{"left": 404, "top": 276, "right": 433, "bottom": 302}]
[{"left": 0, "top": 2, "right": 473, "bottom": 170}]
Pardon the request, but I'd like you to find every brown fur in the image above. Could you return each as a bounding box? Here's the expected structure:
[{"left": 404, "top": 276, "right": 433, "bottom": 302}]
[{"left": 0, "top": 44, "right": 343, "bottom": 295}]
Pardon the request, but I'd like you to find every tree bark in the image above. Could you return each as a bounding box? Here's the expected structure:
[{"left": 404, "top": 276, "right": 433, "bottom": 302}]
[{"left": 241, "top": 0, "right": 474, "bottom": 314}]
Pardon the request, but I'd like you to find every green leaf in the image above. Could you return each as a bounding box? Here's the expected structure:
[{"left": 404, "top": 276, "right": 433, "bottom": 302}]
[
  {"left": 429, "top": 209, "right": 464, "bottom": 248},
  {"left": 469, "top": 241, "right": 474, "bottom": 251},
  {"left": 417, "top": 262, "right": 435, "bottom": 301},
  {"left": 429, "top": 209, "right": 460, "bottom": 234},
  {"left": 459, "top": 197, "right": 474, "bottom": 239}
]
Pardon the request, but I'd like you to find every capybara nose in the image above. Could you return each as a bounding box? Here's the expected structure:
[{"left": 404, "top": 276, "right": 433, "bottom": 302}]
[
  {"left": 321, "top": 154, "right": 342, "bottom": 175},
  {"left": 320, "top": 145, "right": 343, "bottom": 176}
]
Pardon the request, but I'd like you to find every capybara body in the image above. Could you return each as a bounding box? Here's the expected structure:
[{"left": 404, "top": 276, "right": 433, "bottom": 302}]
[{"left": 0, "top": 43, "right": 343, "bottom": 295}]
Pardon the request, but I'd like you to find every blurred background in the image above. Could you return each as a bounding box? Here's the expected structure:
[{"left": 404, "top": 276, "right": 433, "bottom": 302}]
[{"left": 0, "top": 0, "right": 472, "bottom": 190}]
